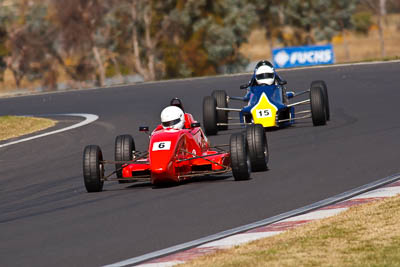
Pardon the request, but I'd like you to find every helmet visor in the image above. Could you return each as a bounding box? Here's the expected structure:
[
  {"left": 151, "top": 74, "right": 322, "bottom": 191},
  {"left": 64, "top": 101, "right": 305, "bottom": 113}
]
[
  {"left": 256, "top": 73, "right": 274, "bottom": 80},
  {"left": 162, "top": 118, "right": 181, "bottom": 128}
]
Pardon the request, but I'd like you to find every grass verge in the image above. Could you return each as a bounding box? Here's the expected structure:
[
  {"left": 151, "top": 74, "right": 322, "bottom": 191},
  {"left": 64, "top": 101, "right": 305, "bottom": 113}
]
[
  {"left": 181, "top": 195, "right": 400, "bottom": 267},
  {"left": 0, "top": 116, "right": 56, "bottom": 141}
]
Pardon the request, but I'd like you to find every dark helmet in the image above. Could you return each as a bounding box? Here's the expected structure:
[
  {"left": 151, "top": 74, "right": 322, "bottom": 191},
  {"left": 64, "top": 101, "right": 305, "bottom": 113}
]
[
  {"left": 255, "top": 60, "right": 274, "bottom": 71},
  {"left": 170, "top": 97, "right": 184, "bottom": 112}
]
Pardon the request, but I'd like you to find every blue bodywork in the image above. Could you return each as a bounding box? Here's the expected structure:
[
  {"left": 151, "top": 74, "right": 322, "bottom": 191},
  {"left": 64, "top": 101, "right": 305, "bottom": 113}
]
[
  {"left": 231, "top": 60, "right": 296, "bottom": 127},
  {"left": 233, "top": 84, "right": 295, "bottom": 127}
]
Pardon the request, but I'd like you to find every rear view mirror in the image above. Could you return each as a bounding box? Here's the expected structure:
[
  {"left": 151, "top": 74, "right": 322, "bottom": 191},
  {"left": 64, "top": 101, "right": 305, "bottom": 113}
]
[
  {"left": 279, "top": 80, "right": 287, "bottom": 85},
  {"left": 286, "top": 91, "right": 295, "bottom": 99},
  {"left": 240, "top": 84, "right": 248, "bottom": 89},
  {"left": 139, "top": 126, "right": 149, "bottom": 132},
  {"left": 191, "top": 122, "right": 201, "bottom": 128}
]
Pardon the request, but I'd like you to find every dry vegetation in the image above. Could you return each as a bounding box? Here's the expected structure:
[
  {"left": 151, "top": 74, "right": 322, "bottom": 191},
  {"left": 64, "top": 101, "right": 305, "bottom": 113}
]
[
  {"left": 181, "top": 195, "right": 400, "bottom": 267},
  {"left": 0, "top": 116, "right": 56, "bottom": 141},
  {"left": 240, "top": 14, "right": 400, "bottom": 63}
]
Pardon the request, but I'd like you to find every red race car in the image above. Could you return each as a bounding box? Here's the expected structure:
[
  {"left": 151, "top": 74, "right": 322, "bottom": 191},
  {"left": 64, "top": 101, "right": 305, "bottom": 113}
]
[{"left": 82, "top": 98, "right": 269, "bottom": 192}]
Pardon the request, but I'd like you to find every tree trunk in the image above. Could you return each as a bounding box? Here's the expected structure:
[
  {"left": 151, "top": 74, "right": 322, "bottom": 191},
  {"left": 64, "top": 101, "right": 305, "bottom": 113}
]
[
  {"left": 92, "top": 46, "right": 105, "bottom": 86},
  {"left": 380, "top": 0, "right": 387, "bottom": 25},
  {"left": 362, "top": 0, "right": 386, "bottom": 58},
  {"left": 43, "top": 68, "right": 58, "bottom": 92},
  {"left": 48, "top": 47, "right": 80, "bottom": 81},
  {"left": 379, "top": 0, "right": 386, "bottom": 57},
  {"left": 339, "top": 20, "right": 350, "bottom": 61},
  {"left": 6, "top": 54, "right": 23, "bottom": 88},
  {"left": 11, "top": 70, "right": 22, "bottom": 88},
  {"left": 143, "top": 6, "right": 156, "bottom": 80},
  {"left": 377, "top": 13, "right": 386, "bottom": 58},
  {"left": 110, "top": 53, "right": 124, "bottom": 83},
  {"left": 131, "top": 1, "right": 150, "bottom": 80},
  {"left": 343, "top": 30, "right": 350, "bottom": 61},
  {"left": 265, "top": 26, "right": 274, "bottom": 59}
]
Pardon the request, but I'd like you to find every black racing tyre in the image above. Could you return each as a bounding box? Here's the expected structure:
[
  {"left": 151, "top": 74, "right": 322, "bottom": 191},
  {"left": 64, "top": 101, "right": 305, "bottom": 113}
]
[
  {"left": 282, "top": 86, "right": 289, "bottom": 105},
  {"left": 310, "top": 85, "right": 327, "bottom": 126},
  {"left": 311, "top": 80, "right": 330, "bottom": 121},
  {"left": 115, "top": 135, "right": 135, "bottom": 183},
  {"left": 246, "top": 124, "right": 269, "bottom": 171},
  {"left": 211, "top": 90, "right": 228, "bottom": 130},
  {"left": 230, "top": 133, "right": 251, "bottom": 181},
  {"left": 203, "top": 96, "right": 218, "bottom": 135},
  {"left": 83, "top": 145, "right": 104, "bottom": 192}
]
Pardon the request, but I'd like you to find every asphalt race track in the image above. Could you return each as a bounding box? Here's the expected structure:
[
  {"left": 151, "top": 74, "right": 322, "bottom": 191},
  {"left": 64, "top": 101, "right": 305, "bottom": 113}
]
[{"left": 1, "top": 62, "right": 399, "bottom": 266}]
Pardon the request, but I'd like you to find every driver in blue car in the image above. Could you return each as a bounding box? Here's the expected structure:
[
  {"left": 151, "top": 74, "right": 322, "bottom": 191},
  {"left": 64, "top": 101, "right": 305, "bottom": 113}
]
[{"left": 244, "top": 60, "right": 288, "bottom": 104}]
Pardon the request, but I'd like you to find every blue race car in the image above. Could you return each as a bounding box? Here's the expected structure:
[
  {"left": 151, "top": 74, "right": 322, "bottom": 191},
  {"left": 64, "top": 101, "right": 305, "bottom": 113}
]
[{"left": 202, "top": 60, "right": 330, "bottom": 135}]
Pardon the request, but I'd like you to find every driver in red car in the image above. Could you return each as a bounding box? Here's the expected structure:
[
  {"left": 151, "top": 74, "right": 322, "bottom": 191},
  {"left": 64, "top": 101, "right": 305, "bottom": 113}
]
[
  {"left": 160, "top": 105, "right": 186, "bottom": 130},
  {"left": 155, "top": 98, "right": 197, "bottom": 131}
]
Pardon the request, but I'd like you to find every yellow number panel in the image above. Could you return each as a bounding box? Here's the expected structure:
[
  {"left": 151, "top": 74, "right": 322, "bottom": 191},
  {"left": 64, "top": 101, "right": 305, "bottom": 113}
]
[{"left": 250, "top": 92, "right": 278, "bottom": 127}]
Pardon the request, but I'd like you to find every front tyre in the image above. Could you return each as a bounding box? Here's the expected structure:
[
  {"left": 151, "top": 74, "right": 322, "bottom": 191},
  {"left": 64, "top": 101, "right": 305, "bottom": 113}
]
[
  {"left": 115, "top": 135, "right": 135, "bottom": 183},
  {"left": 203, "top": 96, "right": 218, "bottom": 135},
  {"left": 246, "top": 124, "right": 269, "bottom": 171},
  {"left": 311, "top": 80, "right": 330, "bottom": 121},
  {"left": 310, "top": 85, "right": 327, "bottom": 126},
  {"left": 211, "top": 90, "right": 228, "bottom": 130},
  {"left": 230, "top": 133, "right": 251, "bottom": 181},
  {"left": 83, "top": 145, "right": 104, "bottom": 193}
]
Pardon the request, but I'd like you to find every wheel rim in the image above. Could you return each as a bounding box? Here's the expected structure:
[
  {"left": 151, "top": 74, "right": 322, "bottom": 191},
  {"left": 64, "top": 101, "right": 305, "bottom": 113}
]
[
  {"left": 99, "top": 163, "right": 104, "bottom": 181},
  {"left": 246, "top": 140, "right": 252, "bottom": 175},
  {"left": 264, "top": 144, "right": 268, "bottom": 165},
  {"left": 247, "top": 155, "right": 251, "bottom": 175}
]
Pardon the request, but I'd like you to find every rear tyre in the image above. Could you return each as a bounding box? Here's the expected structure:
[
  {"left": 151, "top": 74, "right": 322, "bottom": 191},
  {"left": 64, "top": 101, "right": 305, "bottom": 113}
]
[
  {"left": 115, "top": 135, "right": 135, "bottom": 183},
  {"left": 230, "top": 133, "right": 251, "bottom": 181},
  {"left": 246, "top": 124, "right": 269, "bottom": 171},
  {"left": 211, "top": 90, "right": 228, "bottom": 130},
  {"left": 310, "top": 85, "right": 327, "bottom": 126},
  {"left": 311, "top": 80, "right": 330, "bottom": 121},
  {"left": 203, "top": 96, "right": 218, "bottom": 135},
  {"left": 83, "top": 145, "right": 104, "bottom": 192}
]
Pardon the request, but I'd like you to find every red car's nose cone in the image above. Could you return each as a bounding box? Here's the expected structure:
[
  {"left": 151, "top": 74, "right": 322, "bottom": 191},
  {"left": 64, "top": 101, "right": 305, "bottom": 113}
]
[
  {"left": 152, "top": 167, "right": 164, "bottom": 173},
  {"left": 151, "top": 158, "right": 176, "bottom": 184},
  {"left": 152, "top": 165, "right": 168, "bottom": 174},
  {"left": 149, "top": 129, "right": 182, "bottom": 184}
]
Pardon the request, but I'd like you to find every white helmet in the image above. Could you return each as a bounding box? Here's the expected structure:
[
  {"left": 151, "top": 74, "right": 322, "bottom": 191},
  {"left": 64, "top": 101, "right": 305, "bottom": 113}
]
[
  {"left": 160, "top": 106, "right": 185, "bottom": 130},
  {"left": 255, "top": 65, "right": 275, "bottom": 85}
]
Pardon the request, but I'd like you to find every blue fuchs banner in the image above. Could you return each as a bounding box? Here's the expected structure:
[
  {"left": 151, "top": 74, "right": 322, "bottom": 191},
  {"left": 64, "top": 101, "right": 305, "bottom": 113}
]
[{"left": 272, "top": 44, "right": 335, "bottom": 69}]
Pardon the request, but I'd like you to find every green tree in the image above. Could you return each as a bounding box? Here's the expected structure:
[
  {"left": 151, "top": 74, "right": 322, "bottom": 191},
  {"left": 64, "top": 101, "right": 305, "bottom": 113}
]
[
  {"left": 361, "top": 0, "right": 387, "bottom": 57},
  {"left": 164, "top": 0, "right": 257, "bottom": 77},
  {"left": 1, "top": 0, "right": 258, "bottom": 88},
  {"left": 284, "top": 0, "right": 356, "bottom": 45},
  {"left": 352, "top": 11, "right": 373, "bottom": 35},
  {"left": 52, "top": 0, "right": 111, "bottom": 87},
  {"left": 1, "top": 0, "right": 60, "bottom": 89},
  {"left": 109, "top": 0, "right": 257, "bottom": 79},
  {"left": 0, "top": 0, "right": 13, "bottom": 82},
  {"left": 253, "top": 0, "right": 356, "bottom": 48},
  {"left": 251, "top": 0, "right": 286, "bottom": 55}
]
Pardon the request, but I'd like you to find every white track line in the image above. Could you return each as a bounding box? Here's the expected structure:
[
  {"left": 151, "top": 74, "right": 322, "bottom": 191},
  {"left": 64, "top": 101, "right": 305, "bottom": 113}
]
[
  {"left": 350, "top": 186, "right": 400, "bottom": 199},
  {"left": 198, "top": 232, "right": 283, "bottom": 249},
  {"left": 280, "top": 208, "right": 348, "bottom": 222},
  {"left": 138, "top": 262, "right": 185, "bottom": 267},
  {"left": 0, "top": 113, "right": 99, "bottom": 148}
]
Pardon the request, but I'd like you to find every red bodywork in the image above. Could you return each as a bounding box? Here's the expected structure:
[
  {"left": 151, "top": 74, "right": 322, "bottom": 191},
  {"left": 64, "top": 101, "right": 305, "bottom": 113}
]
[{"left": 121, "top": 114, "right": 230, "bottom": 185}]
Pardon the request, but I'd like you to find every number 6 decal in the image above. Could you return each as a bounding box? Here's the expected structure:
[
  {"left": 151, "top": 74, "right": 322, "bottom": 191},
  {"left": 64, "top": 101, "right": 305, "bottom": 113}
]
[{"left": 152, "top": 141, "right": 171, "bottom": 151}]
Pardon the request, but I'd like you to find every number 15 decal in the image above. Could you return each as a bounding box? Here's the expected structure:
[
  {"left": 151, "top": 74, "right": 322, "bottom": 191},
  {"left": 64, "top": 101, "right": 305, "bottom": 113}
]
[
  {"left": 256, "top": 109, "right": 272, "bottom": 118},
  {"left": 152, "top": 141, "right": 171, "bottom": 151}
]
